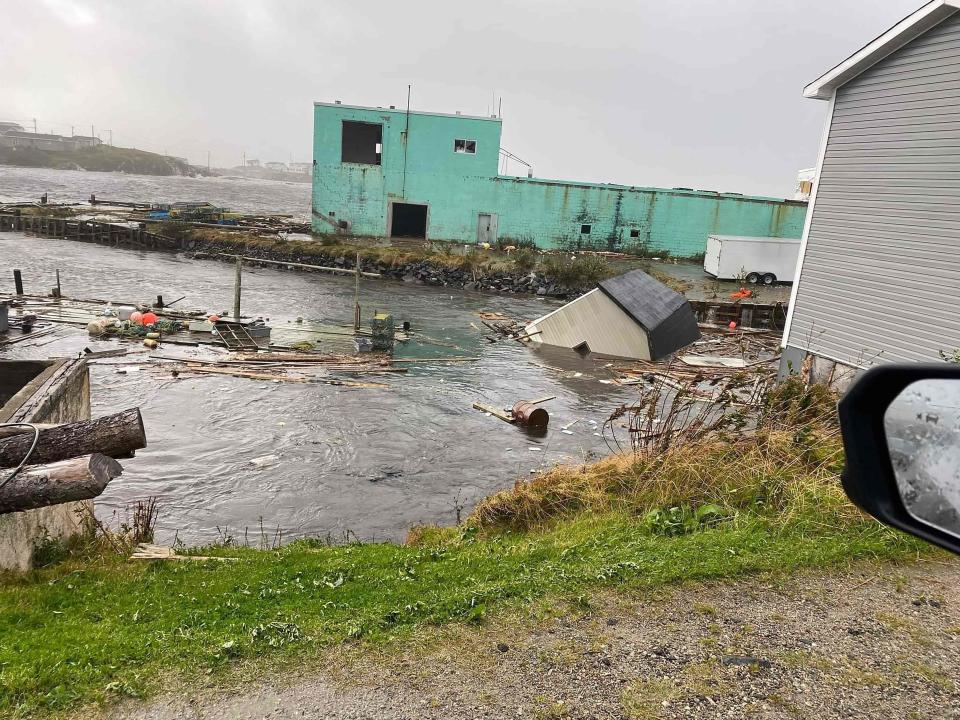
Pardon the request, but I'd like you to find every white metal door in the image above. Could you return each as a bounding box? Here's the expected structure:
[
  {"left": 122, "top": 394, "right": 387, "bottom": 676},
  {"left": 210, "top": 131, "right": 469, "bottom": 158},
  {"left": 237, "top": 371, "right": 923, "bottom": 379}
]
[{"left": 477, "top": 213, "right": 497, "bottom": 244}]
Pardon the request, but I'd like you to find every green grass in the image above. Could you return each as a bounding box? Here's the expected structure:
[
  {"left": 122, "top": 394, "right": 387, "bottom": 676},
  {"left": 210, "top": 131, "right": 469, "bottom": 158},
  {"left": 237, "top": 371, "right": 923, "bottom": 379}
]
[
  {"left": 0, "top": 380, "right": 926, "bottom": 716},
  {"left": 0, "top": 509, "right": 918, "bottom": 716}
]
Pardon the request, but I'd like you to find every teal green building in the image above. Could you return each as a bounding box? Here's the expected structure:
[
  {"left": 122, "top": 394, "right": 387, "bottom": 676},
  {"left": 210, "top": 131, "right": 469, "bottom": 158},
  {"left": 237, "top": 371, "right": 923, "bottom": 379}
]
[{"left": 312, "top": 102, "right": 807, "bottom": 257}]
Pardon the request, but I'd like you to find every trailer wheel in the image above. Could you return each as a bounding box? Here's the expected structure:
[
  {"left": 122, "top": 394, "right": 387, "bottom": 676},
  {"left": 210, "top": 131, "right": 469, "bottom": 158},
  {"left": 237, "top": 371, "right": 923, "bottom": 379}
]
[
  {"left": 745, "top": 272, "right": 760, "bottom": 284},
  {"left": 762, "top": 273, "right": 776, "bottom": 285}
]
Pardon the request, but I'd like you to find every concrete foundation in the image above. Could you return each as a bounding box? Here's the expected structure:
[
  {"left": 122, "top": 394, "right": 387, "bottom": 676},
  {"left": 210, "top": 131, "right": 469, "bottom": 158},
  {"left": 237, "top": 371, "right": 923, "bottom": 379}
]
[
  {"left": 778, "top": 346, "right": 861, "bottom": 393},
  {"left": 0, "top": 358, "right": 91, "bottom": 570}
]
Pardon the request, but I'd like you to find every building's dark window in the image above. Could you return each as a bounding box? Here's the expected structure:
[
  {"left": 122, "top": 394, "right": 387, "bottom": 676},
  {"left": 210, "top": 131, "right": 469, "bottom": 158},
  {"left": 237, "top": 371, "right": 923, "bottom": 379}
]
[
  {"left": 342, "top": 121, "right": 382, "bottom": 164},
  {"left": 454, "top": 139, "right": 477, "bottom": 154},
  {"left": 391, "top": 202, "right": 428, "bottom": 239},
  {"left": 630, "top": 229, "right": 640, "bottom": 238},
  {"left": 580, "top": 224, "right": 591, "bottom": 234}
]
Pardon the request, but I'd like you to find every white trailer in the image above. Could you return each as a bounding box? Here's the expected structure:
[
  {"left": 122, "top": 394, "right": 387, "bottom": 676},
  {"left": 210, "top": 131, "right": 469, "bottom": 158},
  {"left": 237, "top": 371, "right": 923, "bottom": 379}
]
[{"left": 703, "top": 235, "right": 801, "bottom": 285}]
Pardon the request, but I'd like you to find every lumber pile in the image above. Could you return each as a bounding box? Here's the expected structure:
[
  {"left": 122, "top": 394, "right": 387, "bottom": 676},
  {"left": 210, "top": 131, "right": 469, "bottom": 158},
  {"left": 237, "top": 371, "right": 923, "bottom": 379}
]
[
  {"left": 0, "top": 408, "right": 147, "bottom": 515},
  {"left": 607, "top": 328, "right": 781, "bottom": 404}
]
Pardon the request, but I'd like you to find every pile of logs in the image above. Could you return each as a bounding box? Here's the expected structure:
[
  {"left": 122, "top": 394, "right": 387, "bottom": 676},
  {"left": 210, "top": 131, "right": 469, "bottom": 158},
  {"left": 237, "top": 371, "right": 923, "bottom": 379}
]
[{"left": 0, "top": 408, "right": 146, "bottom": 514}]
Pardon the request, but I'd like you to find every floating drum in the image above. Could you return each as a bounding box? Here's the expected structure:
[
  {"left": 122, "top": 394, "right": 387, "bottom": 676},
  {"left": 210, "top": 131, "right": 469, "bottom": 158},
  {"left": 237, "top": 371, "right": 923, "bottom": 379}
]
[{"left": 512, "top": 401, "right": 549, "bottom": 430}]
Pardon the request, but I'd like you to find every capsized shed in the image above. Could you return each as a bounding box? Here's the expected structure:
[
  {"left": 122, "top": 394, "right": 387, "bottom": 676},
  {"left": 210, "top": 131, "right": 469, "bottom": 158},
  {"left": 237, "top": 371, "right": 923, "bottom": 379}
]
[{"left": 524, "top": 269, "right": 700, "bottom": 361}]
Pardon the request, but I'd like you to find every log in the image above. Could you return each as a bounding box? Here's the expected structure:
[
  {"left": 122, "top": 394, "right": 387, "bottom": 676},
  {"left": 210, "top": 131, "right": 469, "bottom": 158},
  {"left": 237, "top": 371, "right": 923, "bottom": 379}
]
[
  {"left": 0, "top": 454, "right": 122, "bottom": 514},
  {"left": 0, "top": 408, "right": 146, "bottom": 468}
]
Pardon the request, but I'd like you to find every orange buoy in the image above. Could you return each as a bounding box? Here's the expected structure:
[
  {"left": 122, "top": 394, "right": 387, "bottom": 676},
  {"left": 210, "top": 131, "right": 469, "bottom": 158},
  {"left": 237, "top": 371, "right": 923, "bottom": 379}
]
[
  {"left": 129, "top": 311, "right": 143, "bottom": 325},
  {"left": 728, "top": 321, "right": 738, "bottom": 330},
  {"left": 141, "top": 311, "right": 158, "bottom": 326}
]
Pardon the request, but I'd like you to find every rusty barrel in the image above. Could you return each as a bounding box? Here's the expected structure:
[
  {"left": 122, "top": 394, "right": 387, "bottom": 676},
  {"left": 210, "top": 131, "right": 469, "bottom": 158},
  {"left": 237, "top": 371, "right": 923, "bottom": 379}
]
[{"left": 512, "top": 401, "right": 549, "bottom": 429}]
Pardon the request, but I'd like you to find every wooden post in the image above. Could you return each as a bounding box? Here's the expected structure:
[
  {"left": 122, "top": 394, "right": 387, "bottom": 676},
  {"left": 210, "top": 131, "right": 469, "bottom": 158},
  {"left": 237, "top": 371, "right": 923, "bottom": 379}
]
[
  {"left": 13, "top": 269, "right": 23, "bottom": 295},
  {"left": 353, "top": 251, "right": 361, "bottom": 331},
  {"left": 55, "top": 269, "right": 61, "bottom": 298},
  {"left": 234, "top": 256, "right": 242, "bottom": 321}
]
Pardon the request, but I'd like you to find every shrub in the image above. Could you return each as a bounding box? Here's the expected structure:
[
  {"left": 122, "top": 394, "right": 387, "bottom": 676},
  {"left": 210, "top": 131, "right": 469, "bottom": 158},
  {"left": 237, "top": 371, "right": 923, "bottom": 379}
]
[
  {"left": 512, "top": 248, "right": 537, "bottom": 273},
  {"left": 541, "top": 254, "right": 614, "bottom": 288}
]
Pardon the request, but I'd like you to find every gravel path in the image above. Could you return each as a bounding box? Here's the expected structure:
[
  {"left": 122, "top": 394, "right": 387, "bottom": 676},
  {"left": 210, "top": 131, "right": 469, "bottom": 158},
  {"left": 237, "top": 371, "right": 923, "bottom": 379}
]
[{"left": 99, "top": 559, "right": 960, "bottom": 720}]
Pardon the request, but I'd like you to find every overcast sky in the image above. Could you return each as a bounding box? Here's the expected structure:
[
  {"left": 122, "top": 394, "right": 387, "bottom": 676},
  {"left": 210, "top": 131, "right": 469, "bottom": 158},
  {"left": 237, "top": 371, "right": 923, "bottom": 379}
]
[{"left": 3, "top": 0, "right": 921, "bottom": 197}]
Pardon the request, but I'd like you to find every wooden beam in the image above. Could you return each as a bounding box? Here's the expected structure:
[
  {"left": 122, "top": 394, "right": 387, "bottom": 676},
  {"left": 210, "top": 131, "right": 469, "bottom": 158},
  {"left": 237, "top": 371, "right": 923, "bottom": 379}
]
[
  {"left": 472, "top": 402, "right": 515, "bottom": 423},
  {"left": 0, "top": 408, "right": 146, "bottom": 468},
  {"left": 0, "top": 454, "right": 122, "bottom": 514}
]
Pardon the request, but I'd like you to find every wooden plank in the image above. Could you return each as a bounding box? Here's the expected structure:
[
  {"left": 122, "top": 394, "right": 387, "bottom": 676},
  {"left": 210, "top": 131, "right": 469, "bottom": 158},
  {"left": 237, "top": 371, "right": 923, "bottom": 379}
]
[{"left": 472, "top": 402, "right": 515, "bottom": 423}]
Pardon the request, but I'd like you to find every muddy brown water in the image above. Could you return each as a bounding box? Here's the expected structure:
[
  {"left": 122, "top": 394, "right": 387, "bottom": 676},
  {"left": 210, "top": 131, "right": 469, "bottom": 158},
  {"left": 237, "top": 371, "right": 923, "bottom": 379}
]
[{"left": 1, "top": 231, "right": 644, "bottom": 545}]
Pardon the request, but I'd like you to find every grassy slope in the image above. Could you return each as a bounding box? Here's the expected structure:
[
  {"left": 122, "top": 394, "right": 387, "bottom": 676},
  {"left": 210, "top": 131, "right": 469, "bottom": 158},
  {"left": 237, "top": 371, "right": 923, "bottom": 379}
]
[
  {"left": 0, "top": 146, "right": 191, "bottom": 176},
  {"left": 0, "top": 506, "right": 918, "bottom": 715},
  {"left": 0, "top": 382, "right": 921, "bottom": 716},
  {"left": 183, "top": 230, "right": 668, "bottom": 291}
]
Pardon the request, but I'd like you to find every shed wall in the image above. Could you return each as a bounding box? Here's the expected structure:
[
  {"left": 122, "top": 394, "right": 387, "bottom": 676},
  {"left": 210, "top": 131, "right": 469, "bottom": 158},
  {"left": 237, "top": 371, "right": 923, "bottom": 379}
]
[
  {"left": 527, "top": 289, "right": 652, "bottom": 360},
  {"left": 786, "top": 12, "right": 960, "bottom": 366}
]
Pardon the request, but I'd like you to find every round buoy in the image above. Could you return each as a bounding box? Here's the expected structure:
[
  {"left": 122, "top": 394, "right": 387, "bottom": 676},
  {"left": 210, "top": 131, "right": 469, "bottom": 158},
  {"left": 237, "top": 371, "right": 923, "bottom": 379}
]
[
  {"left": 130, "top": 311, "right": 143, "bottom": 325},
  {"left": 141, "top": 311, "right": 158, "bottom": 326},
  {"left": 728, "top": 321, "right": 738, "bottom": 330},
  {"left": 208, "top": 314, "right": 220, "bottom": 323}
]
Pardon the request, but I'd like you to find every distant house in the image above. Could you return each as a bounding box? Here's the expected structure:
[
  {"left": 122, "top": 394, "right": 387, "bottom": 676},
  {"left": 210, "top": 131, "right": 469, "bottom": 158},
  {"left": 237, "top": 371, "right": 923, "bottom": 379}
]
[
  {"left": 246, "top": 159, "right": 261, "bottom": 167},
  {"left": 0, "top": 129, "right": 100, "bottom": 152},
  {"left": 70, "top": 135, "right": 101, "bottom": 149},
  {"left": 288, "top": 161, "right": 312, "bottom": 174},
  {"left": 264, "top": 161, "right": 287, "bottom": 171},
  {"left": 0, "top": 122, "right": 24, "bottom": 134},
  {"left": 524, "top": 269, "right": 701, "bottom": 361},
  {"left": 782, "top": 0, "right": 960, "bottom": 386}
]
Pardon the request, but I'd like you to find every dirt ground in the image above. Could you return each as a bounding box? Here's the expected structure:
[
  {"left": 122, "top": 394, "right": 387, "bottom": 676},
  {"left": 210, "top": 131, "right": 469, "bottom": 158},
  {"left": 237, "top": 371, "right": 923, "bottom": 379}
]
[{"left": 99, "top": 558, "right": 960, "bottom": 720}]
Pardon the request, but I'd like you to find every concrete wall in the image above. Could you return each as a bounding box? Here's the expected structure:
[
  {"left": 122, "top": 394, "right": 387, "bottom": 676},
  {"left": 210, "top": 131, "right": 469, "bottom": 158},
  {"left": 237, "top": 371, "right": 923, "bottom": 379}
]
[
  {"left": 0, "top": 359, "right": 92, "bottom": 571},
  {"left": 312, "top": 103, "right": 808, "bottom": 257}
]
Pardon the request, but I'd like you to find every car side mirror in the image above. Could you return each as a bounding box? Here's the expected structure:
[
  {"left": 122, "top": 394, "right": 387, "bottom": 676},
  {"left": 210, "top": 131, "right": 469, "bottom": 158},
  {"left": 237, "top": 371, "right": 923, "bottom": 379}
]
[{"left": 839, "top": 364, "right": 960, "bottom": 555}]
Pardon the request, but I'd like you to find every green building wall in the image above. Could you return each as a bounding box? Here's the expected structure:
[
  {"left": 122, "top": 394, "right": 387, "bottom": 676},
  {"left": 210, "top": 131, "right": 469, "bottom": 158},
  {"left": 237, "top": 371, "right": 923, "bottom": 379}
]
[{"left": 312, "top": 103, "right": 807, "bottom": 258}]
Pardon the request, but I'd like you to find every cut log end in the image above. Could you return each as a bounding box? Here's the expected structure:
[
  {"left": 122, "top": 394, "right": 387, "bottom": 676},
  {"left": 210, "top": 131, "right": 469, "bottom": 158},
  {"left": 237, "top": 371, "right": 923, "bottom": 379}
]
[{"left": 0, "top": 453, "right": 123, "bottom": 515}]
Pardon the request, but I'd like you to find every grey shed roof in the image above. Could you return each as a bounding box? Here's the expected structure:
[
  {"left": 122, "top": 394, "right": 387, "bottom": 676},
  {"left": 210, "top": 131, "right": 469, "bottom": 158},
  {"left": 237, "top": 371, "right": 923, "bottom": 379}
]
[{"left": 598, "top": 269, "right": 701, "bottom": 360}]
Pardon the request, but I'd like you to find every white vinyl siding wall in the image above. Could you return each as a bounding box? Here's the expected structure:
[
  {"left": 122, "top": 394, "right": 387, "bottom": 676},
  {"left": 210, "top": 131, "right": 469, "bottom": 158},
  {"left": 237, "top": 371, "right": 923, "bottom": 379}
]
[
  {"left": 526, "top": 289, "right": 652, "bottom": 360},
  {"left": 787, "top": 11, "right": 960, "bottom": 366}
]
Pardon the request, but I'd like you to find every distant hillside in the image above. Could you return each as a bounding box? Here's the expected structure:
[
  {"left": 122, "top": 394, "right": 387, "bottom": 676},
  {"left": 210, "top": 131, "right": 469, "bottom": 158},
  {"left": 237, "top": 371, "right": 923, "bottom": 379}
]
[{"left": 0, "top": 145, "right": 205, "bottom": 176}]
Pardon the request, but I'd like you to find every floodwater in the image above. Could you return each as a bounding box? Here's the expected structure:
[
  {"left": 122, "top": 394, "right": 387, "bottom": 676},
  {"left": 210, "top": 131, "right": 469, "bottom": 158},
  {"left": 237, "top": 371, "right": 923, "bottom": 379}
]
[
  {"left": 1, "top": 232, "right": 640, "bottom": 545},
  {"left": 0, "top": 165, "right": 311, "bottom": 219}
]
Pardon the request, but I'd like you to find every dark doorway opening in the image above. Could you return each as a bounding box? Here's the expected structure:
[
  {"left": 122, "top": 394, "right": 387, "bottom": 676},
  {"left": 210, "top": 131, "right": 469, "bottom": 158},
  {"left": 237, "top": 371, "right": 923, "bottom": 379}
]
[
  {"left": 341, "top": 121, "right": 382, "bottom": 165},
  {"left": 390, "top": 202, "right": 428, "bottom": 239}
]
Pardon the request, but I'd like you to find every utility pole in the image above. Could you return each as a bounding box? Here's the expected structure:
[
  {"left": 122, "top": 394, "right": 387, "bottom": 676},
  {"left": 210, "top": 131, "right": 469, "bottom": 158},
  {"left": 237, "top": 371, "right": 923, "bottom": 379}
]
[
  {"left": 91, "top": 125, "right": 95, "bottom": 141},
  {"left": 207, "top": 150, "right": 211, "bottom": 173},
  {"left": 242, "top": 150, "right": 246, "bottom": 168},
  {"left": 108, "top": 129, "right": 113, "bottom": 146},
  {"left": 32, "top": 118, "right": 37, "bottom": 134},
  {"left": 70, "top": 125, "right": 74, "bottom": 137}
]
